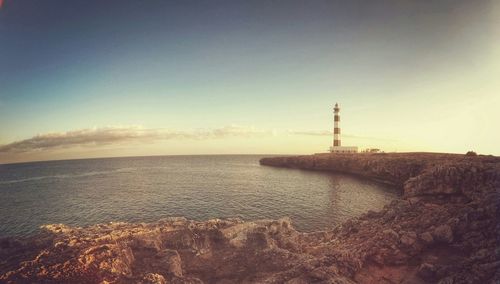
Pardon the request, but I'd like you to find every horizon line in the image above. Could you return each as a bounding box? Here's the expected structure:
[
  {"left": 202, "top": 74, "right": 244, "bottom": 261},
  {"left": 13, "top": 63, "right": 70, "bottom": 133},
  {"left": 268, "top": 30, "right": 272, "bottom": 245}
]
[{"left": 0, "top": 151, "right": 492, "bottom": 166}]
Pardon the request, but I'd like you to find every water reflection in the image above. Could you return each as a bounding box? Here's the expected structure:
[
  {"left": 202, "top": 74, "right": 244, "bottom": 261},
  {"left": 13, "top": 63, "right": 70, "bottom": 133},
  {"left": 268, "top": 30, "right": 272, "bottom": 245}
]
[{"left": 327, "top": 174, "right": 398, "bottom": 222}]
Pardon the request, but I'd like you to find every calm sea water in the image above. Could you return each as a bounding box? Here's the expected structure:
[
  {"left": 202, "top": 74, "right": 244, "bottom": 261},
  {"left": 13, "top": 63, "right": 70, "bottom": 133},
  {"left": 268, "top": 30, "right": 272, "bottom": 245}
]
[{"left": 0, "top": 155, "right": 398, "bottom": 237}]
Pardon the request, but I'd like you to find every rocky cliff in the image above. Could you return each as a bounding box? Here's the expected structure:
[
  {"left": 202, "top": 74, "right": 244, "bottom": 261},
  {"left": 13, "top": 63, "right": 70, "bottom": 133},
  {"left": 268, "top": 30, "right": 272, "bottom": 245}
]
[
  {"left": 1, "top": 153, "right": 499, "bottom": 283},
  {"left": 260, "top": 153, "right": 500, "bottom": 283}
]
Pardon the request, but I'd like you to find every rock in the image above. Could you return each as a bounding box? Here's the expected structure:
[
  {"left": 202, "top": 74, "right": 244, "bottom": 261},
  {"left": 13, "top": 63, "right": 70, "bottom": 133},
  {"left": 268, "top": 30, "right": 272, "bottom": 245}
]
[
  {"left": 419, "top": 232, "right": 434, "bottom": 244},
  {"left": 437, "top": 276, "right": 454, "bottom": 284},
  {"left": 418, "top": 263, "right": 437, "bottom": 281},
  {"left": 432, "top": 225, "right": 453, "bottom": 243},
  {"left": 472, "top": 248, "right": 490, "bottom": 261},
  {"left": 156, "top": 249, "right": 182, "bottom": 277},
  {"left": 383, "top": 209, "right": 397, "bottom": 221},
  {"left": 141, "top": 273, "right": 166, "bottom": 284},
  {"left": 383, "top": 229, "right": 399, "bottom": 240},
  {"left": 408, "top": 197, "right": 422, "bottom": 205},
  {"left": 387, "top": 249, "right": 409, "bottom": 265},
  {"left": 400, "top": 232, "right": 417, "bottom": 247}
]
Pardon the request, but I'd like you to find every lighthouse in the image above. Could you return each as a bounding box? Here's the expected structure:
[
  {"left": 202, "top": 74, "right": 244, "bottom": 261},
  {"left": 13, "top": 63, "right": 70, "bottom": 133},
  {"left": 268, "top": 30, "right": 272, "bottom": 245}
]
[
  {"left": 334, "top": 103, "right": 341, "bottom": 147},
  {"left": 330, "top": 103, "right": 358, "bottom": 154}
]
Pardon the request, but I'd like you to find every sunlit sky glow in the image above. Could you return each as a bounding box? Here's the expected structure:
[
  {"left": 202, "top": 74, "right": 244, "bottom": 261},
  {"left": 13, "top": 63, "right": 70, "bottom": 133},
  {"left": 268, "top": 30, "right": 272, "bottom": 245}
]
[{"left": 1, "top": 0, "right": 499, "bottom": 164}]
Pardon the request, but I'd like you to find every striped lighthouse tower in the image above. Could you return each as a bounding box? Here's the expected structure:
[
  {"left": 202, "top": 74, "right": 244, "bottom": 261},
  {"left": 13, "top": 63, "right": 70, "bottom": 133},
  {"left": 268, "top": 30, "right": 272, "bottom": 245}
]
[{"left": 333, "top": 103, "right": 341, "bottom": 147}]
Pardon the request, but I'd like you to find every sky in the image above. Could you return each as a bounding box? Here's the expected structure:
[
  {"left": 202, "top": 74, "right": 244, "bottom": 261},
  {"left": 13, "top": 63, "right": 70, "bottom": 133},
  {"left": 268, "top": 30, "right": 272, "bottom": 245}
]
[{"left": 0, "top": 0, "right": 499, "bottom": 164}]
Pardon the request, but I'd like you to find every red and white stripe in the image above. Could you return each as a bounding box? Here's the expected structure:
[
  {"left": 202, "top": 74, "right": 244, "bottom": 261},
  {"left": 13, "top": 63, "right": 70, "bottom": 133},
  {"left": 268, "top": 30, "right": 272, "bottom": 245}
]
[{"left": 333, "top": 103, "right": 341, "bottom": 147}]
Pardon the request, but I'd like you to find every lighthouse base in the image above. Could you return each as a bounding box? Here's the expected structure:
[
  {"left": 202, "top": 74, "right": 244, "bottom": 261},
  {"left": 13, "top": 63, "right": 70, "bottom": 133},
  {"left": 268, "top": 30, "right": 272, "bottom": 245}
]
[{"left": 329, "top": 146, "right": 358, "bottom": 154}]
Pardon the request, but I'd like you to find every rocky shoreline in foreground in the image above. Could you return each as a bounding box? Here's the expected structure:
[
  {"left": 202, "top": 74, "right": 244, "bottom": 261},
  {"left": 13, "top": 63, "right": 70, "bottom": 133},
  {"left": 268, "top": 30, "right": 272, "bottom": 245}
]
[{"left": 1, "top": 153, "right": 499, "bottom": 283}]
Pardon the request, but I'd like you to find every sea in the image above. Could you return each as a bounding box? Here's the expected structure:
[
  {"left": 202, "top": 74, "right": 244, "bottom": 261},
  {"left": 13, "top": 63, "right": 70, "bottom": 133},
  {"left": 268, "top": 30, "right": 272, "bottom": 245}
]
[{"left": 0, "top": 155, "right": 398, "bottom": 237}]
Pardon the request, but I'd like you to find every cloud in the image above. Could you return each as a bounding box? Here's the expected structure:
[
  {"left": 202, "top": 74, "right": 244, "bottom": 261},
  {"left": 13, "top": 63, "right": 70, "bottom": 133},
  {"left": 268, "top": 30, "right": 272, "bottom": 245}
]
[
  {"left": 0, "top": 125, "right": 394, "bottom": 154},
  {"left": 0, "top": 125, "right": 273, "bottom": 153}
]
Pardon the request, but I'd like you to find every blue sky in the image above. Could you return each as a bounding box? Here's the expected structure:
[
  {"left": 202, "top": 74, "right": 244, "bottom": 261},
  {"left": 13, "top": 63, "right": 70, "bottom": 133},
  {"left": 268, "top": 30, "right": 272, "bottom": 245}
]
[{"left": 1, "top": 0, "right": 499, "bottom": 163}]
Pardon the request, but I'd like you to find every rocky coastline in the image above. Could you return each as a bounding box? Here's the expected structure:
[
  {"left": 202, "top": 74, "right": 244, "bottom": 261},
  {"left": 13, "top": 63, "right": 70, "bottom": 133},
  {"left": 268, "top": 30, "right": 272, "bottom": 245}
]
[{"left": 1, "top": 153, "right": 499, "bottom": 283}]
